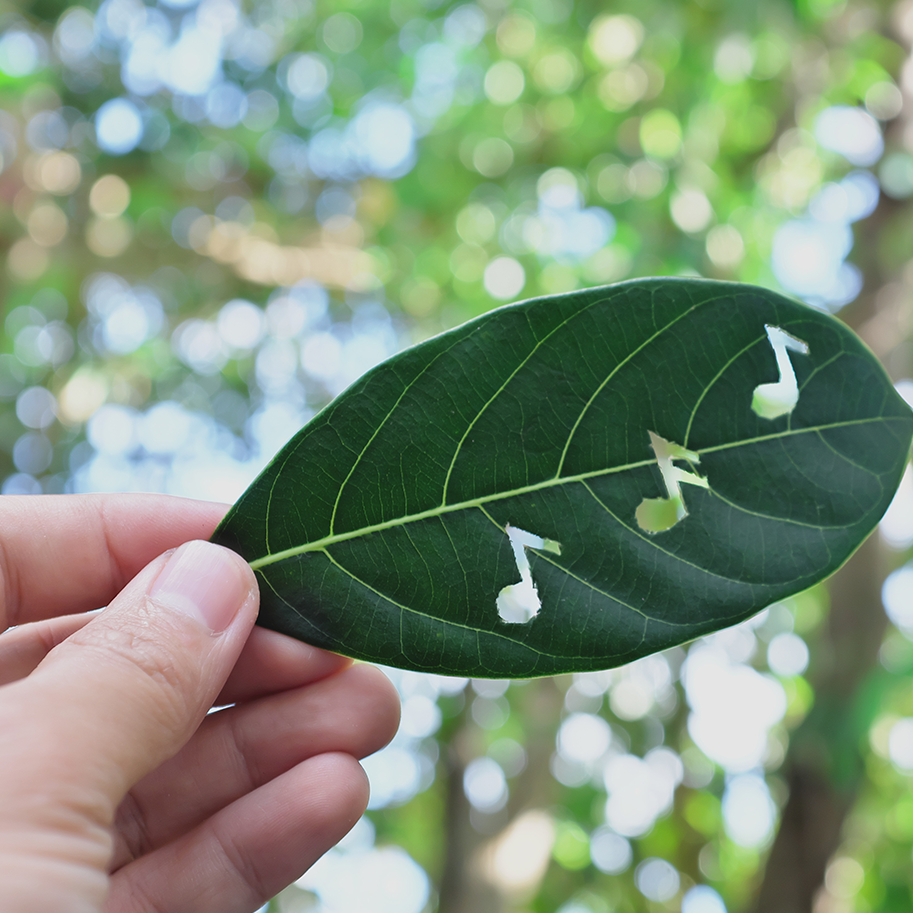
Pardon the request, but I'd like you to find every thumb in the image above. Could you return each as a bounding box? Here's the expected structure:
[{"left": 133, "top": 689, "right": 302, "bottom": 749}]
[{"left": 8, "top": 539, "right": 259, "bottom": 810}]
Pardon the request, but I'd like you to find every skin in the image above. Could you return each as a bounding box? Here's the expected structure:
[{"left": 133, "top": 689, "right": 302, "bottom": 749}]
[{"left": 0, "top": 494, "right": 401, "bottom": 913}]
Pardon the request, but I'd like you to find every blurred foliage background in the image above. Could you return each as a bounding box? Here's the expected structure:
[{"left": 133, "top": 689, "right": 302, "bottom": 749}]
[{"left": 3, "top": 0, "right": 913, "bottom": 909}]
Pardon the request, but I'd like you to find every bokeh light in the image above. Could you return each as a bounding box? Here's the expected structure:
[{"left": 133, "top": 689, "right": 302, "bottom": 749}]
[
  {"left": 635, "top": 857, "right": 680, "bottom": 902},
  {"left": 94, "top": 98, "right": 144, "bottom": 154}
]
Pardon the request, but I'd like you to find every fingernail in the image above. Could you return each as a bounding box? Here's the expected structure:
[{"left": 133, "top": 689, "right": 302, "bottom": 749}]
[{"left": 150, "top": 540, "right": 250, "bottom": 633}]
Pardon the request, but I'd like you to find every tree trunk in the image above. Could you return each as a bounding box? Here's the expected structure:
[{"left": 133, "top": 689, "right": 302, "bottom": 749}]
[
  {"left": 436, "top": 679, "right": 563, "bottom": 913},
  {"left": 751, "top": 532, "right": 887, "bottom": 912}
]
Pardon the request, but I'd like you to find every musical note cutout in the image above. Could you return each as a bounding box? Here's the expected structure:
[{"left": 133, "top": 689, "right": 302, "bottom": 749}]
[
  {"left": 636, "top": 431, "right": 709, "bottom": 534},
  {"left": 751, "top": 325, "right": 810, "bottom": 420},
  {"left": 497, "top": 524, "right": 562, "bottom": 624}
]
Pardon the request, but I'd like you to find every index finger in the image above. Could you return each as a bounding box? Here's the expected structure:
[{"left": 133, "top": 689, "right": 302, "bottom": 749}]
[{"left": 0, "top": 494, "right": 228, "bottom": 630}]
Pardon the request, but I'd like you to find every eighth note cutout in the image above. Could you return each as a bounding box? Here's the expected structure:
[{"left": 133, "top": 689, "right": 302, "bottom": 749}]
[
  {"left": 496, "top": 524, "right": 561, "bottom": 624},
  {"left": 636, "top": 431, "right": 709, "bottom": 534},
  {"left": 751, "top": 325, "right": 809, "bottom": 420}
]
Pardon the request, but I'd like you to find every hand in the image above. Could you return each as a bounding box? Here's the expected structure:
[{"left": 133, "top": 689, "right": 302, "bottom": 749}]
[{"left": 0, "top": 494, "right": 400, "bottom": 913}]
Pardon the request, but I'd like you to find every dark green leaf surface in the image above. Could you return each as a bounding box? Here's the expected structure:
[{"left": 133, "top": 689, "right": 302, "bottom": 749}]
[{"left": 213, "top": 279, "right": 913, "bottom": 677}]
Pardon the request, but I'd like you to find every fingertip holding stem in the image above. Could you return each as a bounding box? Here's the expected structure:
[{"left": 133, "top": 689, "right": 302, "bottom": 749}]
[
  {"left": 150, "top": 540, "right": 257, "bottom": 634},
  {"left": 0, "top": 539, "right": 262, "bottom": 822}
]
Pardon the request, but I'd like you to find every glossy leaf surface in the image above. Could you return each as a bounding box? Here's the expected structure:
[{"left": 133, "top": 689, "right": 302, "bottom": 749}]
[{"left": 213, "top": 279, "right": 913, "bottom": 677}]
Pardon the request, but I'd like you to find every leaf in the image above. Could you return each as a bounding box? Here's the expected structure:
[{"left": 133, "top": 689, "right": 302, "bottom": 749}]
[{"left": 212, "top": 279, "right": 913, "bottom": 677}]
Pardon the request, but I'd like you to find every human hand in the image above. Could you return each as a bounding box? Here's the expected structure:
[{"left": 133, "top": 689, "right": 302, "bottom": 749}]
[{"left": 0, "top": 494, "right": 400, "bottom": 913}]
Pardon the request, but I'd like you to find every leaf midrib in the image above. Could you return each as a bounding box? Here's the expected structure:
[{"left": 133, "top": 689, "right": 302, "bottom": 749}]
[{"left": 248, "top": 415, "right": 891, "bottom": 570}]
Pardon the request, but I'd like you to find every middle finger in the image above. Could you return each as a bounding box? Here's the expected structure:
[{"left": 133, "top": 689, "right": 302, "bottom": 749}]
[{"left": 110, "top": 662, "right": 399, "bottom": 868}]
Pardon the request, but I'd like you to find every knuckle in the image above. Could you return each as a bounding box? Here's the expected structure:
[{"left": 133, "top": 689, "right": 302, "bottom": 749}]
[
  {"left": 215, "top": 828, "right": 265, "bottom": 906},
  {"left": 112, "top": 790, "right": 154, "bottom": 866},
  {"left": 68, "top": 602, "right": 198, "bottom": 726}
]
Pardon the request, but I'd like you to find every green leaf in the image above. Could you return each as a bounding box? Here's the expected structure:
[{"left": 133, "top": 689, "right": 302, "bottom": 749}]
[{"left": 212, "top": 278, "right": 913, "bottom": 677}]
